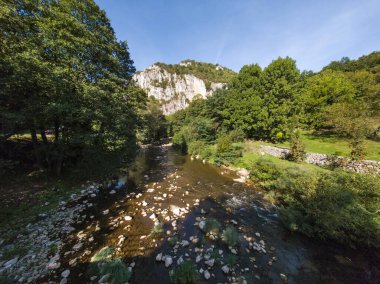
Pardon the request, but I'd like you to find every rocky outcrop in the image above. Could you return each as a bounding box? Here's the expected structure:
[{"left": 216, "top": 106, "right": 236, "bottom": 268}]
[{"left": 133, "top": 64, "right": 226, "bottom": 114}]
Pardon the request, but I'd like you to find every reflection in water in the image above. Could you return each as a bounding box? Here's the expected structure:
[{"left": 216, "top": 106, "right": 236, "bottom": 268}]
[{"left": 65, "top": 145, "right": 380, "bottom": 284}]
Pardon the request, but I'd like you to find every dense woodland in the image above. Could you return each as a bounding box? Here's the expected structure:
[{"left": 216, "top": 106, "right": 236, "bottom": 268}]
[
  {"left": 0, "top": 0, "right": 149, "bottom": 175},
  {"left": 169, "top": 52, "right": 380, "bottom": 160}
]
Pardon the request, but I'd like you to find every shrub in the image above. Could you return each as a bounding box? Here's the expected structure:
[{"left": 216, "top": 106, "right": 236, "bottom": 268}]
[
  {"left": 222, "top": 226, "right": 240, "bottom": 247},
  {"left": 288, "top": 130, "right": 305, "bottom": 162},
  {"left": 225, "top": 254, "right": 237, "bottom": 267},
  {"left": 349, "top": 138, "right": 367, "bottom": 161},
  {"left": 88, "top": 247, "right": 132, "bottom": 283},
  {"left": 170, "top": 261, "right": 200, "bottom": 284},
  {"left": 216, "top": 134, "right": 233, "bottom": 154},
  {"left": 172, "top": 132, "right": 187, "bottom": 153},
  {"left": 150, "top": 222, "right": 164, "bottom": 237},
  {"left": 168, "top": 235, "right": 179, "bottom": 247},
  {"left": 188, "top": 141, "right": 207, "bottom": 157},
  {"left": 203, "top": 218, "right": 221, "bottom": 234},
  {"left": 250, "top": 158, "right": 281, "bottom": 184},
  {"left": 91, "top": 246, "right": 114, "bottom": 263},
  {"left": 100, "top": 259, "right": 131, "bottom": 284},
  {"left": 279, "top": 170, "right": 380, "bottom": 247},
  {"left": 228, "top": 128, "right": 246, "bottom": 142}
]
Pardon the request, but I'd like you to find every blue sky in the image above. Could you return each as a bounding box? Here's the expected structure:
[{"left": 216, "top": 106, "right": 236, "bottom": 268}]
[{"left": 95, "top": 0, "right": 380, "bottom": 72}]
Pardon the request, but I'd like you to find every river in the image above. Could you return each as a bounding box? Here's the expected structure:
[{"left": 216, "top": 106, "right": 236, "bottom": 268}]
[{"left": 61, "top": 144, "right": 379, "bottom": 284}]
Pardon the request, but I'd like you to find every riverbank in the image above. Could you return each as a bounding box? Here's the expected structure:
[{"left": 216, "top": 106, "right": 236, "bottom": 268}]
[
  {"left": 187, "top": 140, "right": 380, "bottom": 248},
  {"left": 1, "top": 145, "right": 379, "bottom": 283}
]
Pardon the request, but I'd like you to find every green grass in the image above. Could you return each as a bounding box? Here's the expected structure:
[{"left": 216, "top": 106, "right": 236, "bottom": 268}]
[
  {"left": 221, "top": 226, "right": 240, "bottom": 247},
  {"left": 245, "top": 131, "right": 380, "bottom": 161},
  {"left": 170, "top": 261, "right": 200, "bottom": 284}
]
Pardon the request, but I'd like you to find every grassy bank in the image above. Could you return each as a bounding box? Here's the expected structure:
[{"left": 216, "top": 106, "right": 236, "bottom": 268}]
[
  {"left": 184, "top": 140, "right": 380, "bottom": 248},
  {"left": 246, "top": 131, "right": 380, "bottom": 161}
]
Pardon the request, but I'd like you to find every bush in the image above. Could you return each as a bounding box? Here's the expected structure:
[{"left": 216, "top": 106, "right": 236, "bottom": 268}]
[
  {"left": 170, "top": 261, "right": 200, "bottom": 284},
  {"left": 150, "top": 222, "right": 164, "bottom": 237},
  {"left": 288, "top": 130, "right": 305, "bottom": 162},
  {"left": 100, "top": 259, "right": 131, "bottom": 284},
  {"left": 222, "top": 226, "right": 240, "bottom": 247},
  {"left": 188, "top": 141, "right": 206, "bottom": 156},
  {"left": 250, "top": 158, "right": 281, "bottom": 184},
  {"left": 216, "top": 134, "right": 233, "bottom": 154},
  {"left": 168, "top": 235, "right": 179, "bottom": 247},
  {"left": 88, "top": 247, "right": 131, "bottom": 283},
  {"left": 203, "top": 218, "right": 221, "bottom": 234},
  {"left": 228, "top": 128, "right": 246, "bottom": 142},
  {"left": 278, "top": 170, "right": 380, "bottom": 247}
]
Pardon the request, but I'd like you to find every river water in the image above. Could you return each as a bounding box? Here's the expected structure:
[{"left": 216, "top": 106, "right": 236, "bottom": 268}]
[{"left": 62, "top": 145, "right": 379, "bottom": 284}]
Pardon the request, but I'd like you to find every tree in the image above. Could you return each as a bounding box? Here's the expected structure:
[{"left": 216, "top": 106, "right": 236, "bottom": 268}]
[
  {"left": 301, "top": 70, "right": 356, "bottom": 128},
  {"left": 257, "top": 57, "right": 301, "bottom": 141},
  {"left": 0, "top": 0, "right": 142, "bottom": 174},
  {"left": 138, "top": 96, "right": 167, "bottom": 143},
  {"left": 325, "top": 103, "right": 379, "bottom": 160}
]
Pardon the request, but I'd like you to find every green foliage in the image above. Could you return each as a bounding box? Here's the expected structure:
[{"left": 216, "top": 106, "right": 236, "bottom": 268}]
[
  {"left": 288, "top": 130, "right": 306, "bottom": 162},
  {"left": 88, "top": 247, "right": 131, "bottom": 284},
  {"left": 228, "top": 128, "right": 246, "bottom": 143},
  {"left": 137, "top": 96, "right": 167, "bottom": 144},
  {"left": 99, "top": 259, "right": 132, "bottom": 284},
  {"left": 169, "top": 261, "right": 200, "bottom": 284},
  {"left": 155, "top": 60, "right": 236, "bottom": 84},
  {"left": 251, "top": 160, "right": 380, "bottom": 247},
  {"left": 168, "top": 235, "right": 179, "bottom": 247},
  {"left": 323, "top": 52, "right": 380, "bottom": 74},
  {"left": 91, "top": 247, "right": 114, "bottom": 263},
  {"left": 302, "top": 70, "right": 356, "bottom": 128},
  {"left": 0, "top": 0, "right": 143, "bottom": 174},
  {"left": 225, "top": 254, "right": 237, "bottom": 268},
  {"left": 203, "top": 218, "right": 221, "bottom": 234},
  {"left": 250, "top": 158, "right": 281, "bottom": 184},
  {"left": 150, "top": 222, "right": 164, "bottom": 237},
  {"left": 188, "top": 141, "right": 206, "bottom": 156},
  {"left": 221, "top": 226, "right": 240, "bottom": 247},
  {"left": 217, "top": 135, "right": 233, "bottom": 154},
  {"left": 324, "top": 103, "right": 379, "bottom": 160}
]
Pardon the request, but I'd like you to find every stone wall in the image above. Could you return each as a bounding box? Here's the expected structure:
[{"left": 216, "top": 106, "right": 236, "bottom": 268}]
[{"left": 259, "top": 145, "right": 380, "bottom": 174}]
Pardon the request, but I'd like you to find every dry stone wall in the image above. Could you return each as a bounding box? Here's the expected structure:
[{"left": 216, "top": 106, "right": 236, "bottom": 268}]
[{"left": 259, "top": 145, "right": 380, "bottom": 174}]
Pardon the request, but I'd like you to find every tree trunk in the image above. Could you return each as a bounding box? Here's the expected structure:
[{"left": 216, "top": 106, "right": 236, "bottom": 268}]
[
  {"left": 31, "top": 127, "right": 43, "bottom": 170},
  {"left": 40, "top": 129, "right": 49, "bottom": 145},
  {"left": 54, "top": 121, "right": 59, "bottom": 144}
]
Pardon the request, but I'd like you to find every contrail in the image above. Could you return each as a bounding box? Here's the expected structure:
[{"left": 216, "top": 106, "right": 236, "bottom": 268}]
[{"left": 214, "top": 16, "right": 234, "bottom": 65}]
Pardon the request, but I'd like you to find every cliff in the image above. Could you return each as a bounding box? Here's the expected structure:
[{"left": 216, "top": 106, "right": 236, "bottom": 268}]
[{"left": 133, "top": 60, "right": 236, "bottom": 114}]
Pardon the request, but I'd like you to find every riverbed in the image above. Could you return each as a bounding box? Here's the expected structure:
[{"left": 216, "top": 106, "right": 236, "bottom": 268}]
[{"left": 6, "top": 144, "right": 374, "bottom": 283}]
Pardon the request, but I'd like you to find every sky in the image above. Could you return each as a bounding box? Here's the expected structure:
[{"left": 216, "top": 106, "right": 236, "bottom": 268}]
[{"left": 95, "top": 0, "right": 380, "bottom": 72}]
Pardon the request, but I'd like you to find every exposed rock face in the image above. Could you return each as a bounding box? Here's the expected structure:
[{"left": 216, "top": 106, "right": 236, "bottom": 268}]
[{"left": 133, "top": 64, "right": 226, "bottom": 114}]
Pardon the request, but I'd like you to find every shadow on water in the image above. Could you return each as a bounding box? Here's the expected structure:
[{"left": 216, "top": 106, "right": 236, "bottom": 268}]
[{"left": 58, "top": 145, "right": 379, "bottom": 284}]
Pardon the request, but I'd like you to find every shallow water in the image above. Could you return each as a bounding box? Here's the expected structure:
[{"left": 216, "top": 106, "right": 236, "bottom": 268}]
[{"left": 61, "top": 145, "right": 380, "bottom": 283}]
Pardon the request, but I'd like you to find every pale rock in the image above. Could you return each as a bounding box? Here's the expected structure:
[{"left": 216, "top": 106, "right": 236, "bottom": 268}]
[
  {"left": 203, "top": 270, "right": 211, "bottom": 280},
  {"left": 164, "top": 256, "right": 173, "bottom": 267},
  {"left": 124, "top": 216, "right": 133, "bottom": 221},
  {"left": 205, "top": 259, "right": 215, "bottom": 267},
  {"left": 222, "top": 265, "right": 230, "bottom": 274},
  {"left": 156, "top": 253, "right": 163, "bottom": 261},
  {"left": 133, "top": 63, "right": 227, "bottom": 114},
  {"left": 61, "top": 269, "right": 70, "bottom": 278}
]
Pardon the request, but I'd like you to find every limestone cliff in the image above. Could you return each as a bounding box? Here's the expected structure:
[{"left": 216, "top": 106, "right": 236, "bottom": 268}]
[{"left": 133, "top": 60, "right": 236, "bottom": 114}]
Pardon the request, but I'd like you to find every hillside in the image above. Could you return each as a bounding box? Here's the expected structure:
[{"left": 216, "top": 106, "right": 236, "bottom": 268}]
[{"left": 133, "top": 61, "right": 236, "bottom": 114}]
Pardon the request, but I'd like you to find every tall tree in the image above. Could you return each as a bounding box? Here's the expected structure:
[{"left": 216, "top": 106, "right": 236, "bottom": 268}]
[{"left": 0, "top": 0, "right": 142, "bottom": 173}]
